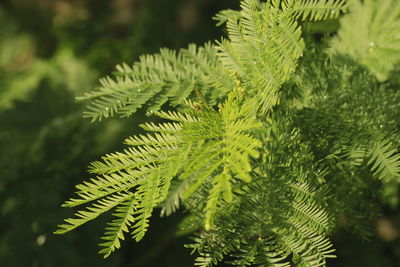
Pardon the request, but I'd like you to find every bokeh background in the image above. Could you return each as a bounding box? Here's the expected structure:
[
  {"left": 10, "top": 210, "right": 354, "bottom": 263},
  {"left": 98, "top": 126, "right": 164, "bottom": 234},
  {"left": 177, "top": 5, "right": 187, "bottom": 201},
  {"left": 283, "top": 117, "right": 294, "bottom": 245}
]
[{"left": 0, "top": 0, "right": 399, "bottom": 266}]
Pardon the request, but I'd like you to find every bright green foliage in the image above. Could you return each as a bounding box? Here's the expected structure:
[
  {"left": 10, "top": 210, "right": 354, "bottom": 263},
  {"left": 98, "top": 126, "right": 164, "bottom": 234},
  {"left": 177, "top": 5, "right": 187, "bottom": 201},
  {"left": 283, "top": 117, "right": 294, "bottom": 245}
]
[
  {"left": 186, "top": 117, "right": 336, "bottom": 266},
  {"left": 216, "top": 0, "right": 346, "bottom": 112},
  {"left": 78, "top": 43, "right": 233, "bottom": 121},
  {"left": 56, "top": 91, "right": 262, "bottom": 257},
  {"left": 331, "top": 0, "right": 400, "bottom": 80},
  {"left": 178, "top": 92, "right": 262, "bottom": 229},
  {"left": 290, "top": 0, "right": 347, "bottom": 21},
  {"left": 79, "top": 0, "right": 347, "bottom": 121},
  {"left": 57, "top": 0, "right": 400, "bottom": 266}
]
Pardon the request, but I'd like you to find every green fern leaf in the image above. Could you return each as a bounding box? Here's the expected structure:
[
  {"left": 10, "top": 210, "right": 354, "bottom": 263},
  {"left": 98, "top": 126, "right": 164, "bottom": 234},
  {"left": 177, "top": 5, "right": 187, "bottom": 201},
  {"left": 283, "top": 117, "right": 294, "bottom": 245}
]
[
  {"left": 331, "top": 0, "right": 400, "bottom": 80},
  {"left": 290, "top": 0, "right": 347, "bottom": 21},
  {"left": 217, "top": 0, "right": 305, "bottom": 112},
  {"left": 55, "top": 192, "right": 132, "bottom": 234},
  {"left": 78, "top": 43, "right": 233, "bottom": 121},
  {"left": 159, "top": 179, "right": 189, "bottom": 217},
  {"left": 368, "top": 139, "right": 400, "bottom": 182},
  {"left": 99, "top": 194, "right": 138, "bottom": 257},
  {"left": 179, "top": 92, "right": 262, "bottom": 229}
]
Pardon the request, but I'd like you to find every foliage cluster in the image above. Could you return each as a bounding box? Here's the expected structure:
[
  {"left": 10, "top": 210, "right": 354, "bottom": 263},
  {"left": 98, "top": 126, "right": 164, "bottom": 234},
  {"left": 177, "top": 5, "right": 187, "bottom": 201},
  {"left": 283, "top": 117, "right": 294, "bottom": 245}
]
[
  {"left": 1, "top": 0, "right": 234, "bottom": 266},
  {"left": 57, "top": 0, "right": 400, "bottom": 266}
]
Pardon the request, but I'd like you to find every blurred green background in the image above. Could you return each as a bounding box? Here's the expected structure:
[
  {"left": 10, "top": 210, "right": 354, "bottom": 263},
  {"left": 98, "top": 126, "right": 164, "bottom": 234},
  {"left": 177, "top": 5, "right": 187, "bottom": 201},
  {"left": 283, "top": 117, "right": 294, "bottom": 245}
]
[{"left": 0, "top": 1, "right": 398, "bottom": 266}]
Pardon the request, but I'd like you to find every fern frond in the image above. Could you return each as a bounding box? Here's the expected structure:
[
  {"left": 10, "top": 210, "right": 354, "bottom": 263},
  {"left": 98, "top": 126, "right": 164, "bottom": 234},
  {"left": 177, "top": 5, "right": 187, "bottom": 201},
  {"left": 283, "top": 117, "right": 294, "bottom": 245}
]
[
  {"left": 291, "top": 200, "right": 332, "bottom": 235},
  {"left": 124, "top": 132, "right": 178, "bottom": 147},
  {"left": 57, "top": 120, "right": 187, "bottom": 253},
  {"left": 99, "top": 195, "right": 138, "bottom": 257},
  {"left": 78, "top": 43, "right": 233, "bottom": 121},
  {"left": 131, "top": 170, "right": 162, "bottom": 242},
  {"left": 155, "top": 109, "right": 198, "bottom": 122},
  {"left": 368, "top": 139, "right": 400, "bottom": 182},
  {"left": 187, "top": 233, "right": 230, "bottom": 267},
  {"left": 228, "top": 236, "right": 292, "bottom": 267},
  {"left": 275, "top": 221, "right": 334, "bottom": 267},
  {"left": 179, "top": 92, "right": 262, "bottom": 229},
  {"left": 55, "top": 192, "right": 132, "bottom": 234},
  {"left": 217, "top": 0, "right": 306, "bottom": 112},
  {"left": 203, "top": 173, "right": 232, "bottom": 230},
  {"left": 63, "top": 170, "right": 143, "bottom": 207},
  {"left": 194, "top": 253, "right": 215, "bottom": 267},
  {"left": 159, "top": 179, "right": 189, "bottom": 217},
  {"left": 331, "top": 0, "right": 400, "bottom": 80},
  {"left": 58, "top": 90, "right": 262, "bottom": 254},
  {"left": 139, "top": 121, "right": 182, "bottom": 133},
  {"left": 290, "top": 0, "right": 347, "bottom": 21},
  {"left": 345, "top": 144, "right": 367, "bottom": 167},
  {"left": 273, "top": 178, "right": 335, "bottom": 266},
  {"left": 213, "top": 9, "right": 242, "bottom": 26}
]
